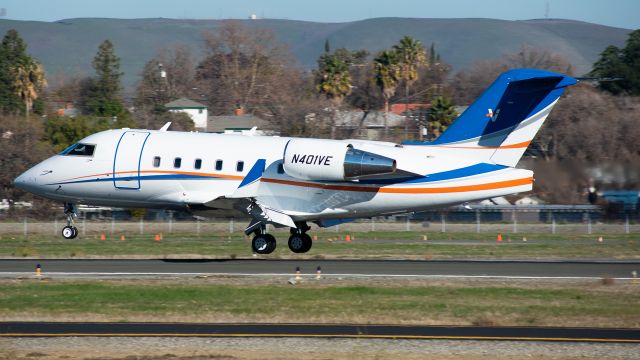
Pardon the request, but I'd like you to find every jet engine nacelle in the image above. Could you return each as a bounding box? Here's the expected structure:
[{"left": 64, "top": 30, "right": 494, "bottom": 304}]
[{"left": 283, "top": 139, "right": 396, "bottom": 181}]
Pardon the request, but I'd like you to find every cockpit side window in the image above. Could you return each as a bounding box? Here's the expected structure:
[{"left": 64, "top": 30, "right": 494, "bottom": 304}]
[{"left": 60, "top": 143, "right": 95, "bottom": 156}]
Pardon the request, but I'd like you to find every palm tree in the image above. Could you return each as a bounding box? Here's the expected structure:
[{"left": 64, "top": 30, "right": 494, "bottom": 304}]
[
  {"left": 426, "top": 96, "right": 457, "bottom": 140},
  {"left": 393, "top": 36, "right": 427, "bottom": 135},
  {"left": 373, "top": 50, "right": 400, "bottom": 139},
  {"left": 316, "top": 54, "right": 352, "bottom": 138},
  {"left": 13, "top": 58, "right": 47, "bottom": 120},
  {"left": 316, "top": 55, "right": 352, "bottom": 106}
]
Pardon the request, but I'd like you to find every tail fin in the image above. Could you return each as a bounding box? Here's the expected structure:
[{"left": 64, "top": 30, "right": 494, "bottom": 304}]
[{"left": 409, "top": 69, "right": 577, "bottom": 167}]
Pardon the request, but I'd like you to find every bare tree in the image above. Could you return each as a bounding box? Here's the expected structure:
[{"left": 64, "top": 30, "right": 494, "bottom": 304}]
[
  {"left": 196, "top": 21, "right": 292, "bottom": 116},
  {"left": 135, "top": 45, "right": 197, "bottom": 111},
  {"left": 0, "top": 115, "right": 55, "bottom": 213}
]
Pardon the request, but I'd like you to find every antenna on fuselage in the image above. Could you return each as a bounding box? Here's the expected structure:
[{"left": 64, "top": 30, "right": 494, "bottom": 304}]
[{"left": 159, "top": 122, "right": 172, "bottom": 131}]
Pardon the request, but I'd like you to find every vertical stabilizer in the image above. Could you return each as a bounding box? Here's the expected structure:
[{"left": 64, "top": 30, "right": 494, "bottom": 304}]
[{"left": 405, "top": 69, "right": 577, "bottom": 167}]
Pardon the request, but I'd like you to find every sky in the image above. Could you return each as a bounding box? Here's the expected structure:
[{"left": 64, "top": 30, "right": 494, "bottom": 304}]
[{"left": 0, "top": 0, "right": 638, "bottom": 29}]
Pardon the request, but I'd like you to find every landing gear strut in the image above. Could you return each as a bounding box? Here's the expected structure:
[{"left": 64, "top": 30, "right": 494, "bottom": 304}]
[{"left": 61, "top": 202, "right": 78, "bottom": 239}]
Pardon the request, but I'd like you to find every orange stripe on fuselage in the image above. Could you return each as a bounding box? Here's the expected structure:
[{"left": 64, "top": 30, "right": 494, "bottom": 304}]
[
  {"left": 62, "top": 169, "right": 532, "bottom": 195},
  {"left": 261, "top": 177, "right": 533, "bottom": 194},
  {"left": 63, "top": 170, "right": 244, "bottom": 182}
]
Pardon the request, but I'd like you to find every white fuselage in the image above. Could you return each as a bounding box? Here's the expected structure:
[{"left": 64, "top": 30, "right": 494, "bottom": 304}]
[{"left": 16, "top": 128, "right": 533, "bottom": 223}]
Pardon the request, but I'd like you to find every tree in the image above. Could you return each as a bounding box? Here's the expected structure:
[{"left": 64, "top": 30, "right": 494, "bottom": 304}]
[
  {"left": 315, "top": 51, "right": 353, "bottom": 106},
  {"left": 263, "top": 69, "right": 331, "bottom": 138},
  {"left": 590, "top": 29, "right": 640, "bottom": 95},
  {"left": 373, "top": 50, "right": 400, "bottom": 139},
  {"left": 13, "top": 58, "right": 47, "bottom": 119},
  {"left": 135, "top": 45, "right": 196, "bottom": 111},
  {"left": 314, "top": 47, "right": 371, "bottom": 138},
  {"left": 424, "top": 96, "right": 457, "bottom": 140},
  {"left": 345, "top": 62, "right": 384, "bottom": 139},
  {"left": 0, "top": 29, "right": 43, "bottom": 116},
  {"left": 196, "top": 21, "right": 291, "bottom": 116},
  {"left": 86, "top": 40, "right": 124, "bottom": 116},
  {"left": 621, "top": 29, "right": 640, "bottom": 95},
  {"left": 530, "top": 85, "right": 640, "bottom": 202},
  {"left": 44, "top": 114, "right": 135, "bottom": 152},
  {"left": 0, "top": 115, "right": 54, "bottom": 212},
  {"left": 393, "top": 36, "right": 427, "bottom": 134},
  {"left": 590, "top": 46, "right": 626, "bottom": 95}
]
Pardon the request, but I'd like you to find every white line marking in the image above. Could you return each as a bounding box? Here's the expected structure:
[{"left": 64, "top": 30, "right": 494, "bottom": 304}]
[{"left": 0, "top": 272, "right": 635, "bottom": 280}]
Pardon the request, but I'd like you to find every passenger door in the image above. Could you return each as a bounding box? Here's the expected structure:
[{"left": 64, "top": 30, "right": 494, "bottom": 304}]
[{"left": 113, "top": 131, "right": 150, "bottom": 189}]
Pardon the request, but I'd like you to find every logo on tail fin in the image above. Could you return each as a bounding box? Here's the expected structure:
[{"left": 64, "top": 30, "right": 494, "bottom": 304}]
[{"left": 486, "top": 108, "right": 499, "bottom": 122}]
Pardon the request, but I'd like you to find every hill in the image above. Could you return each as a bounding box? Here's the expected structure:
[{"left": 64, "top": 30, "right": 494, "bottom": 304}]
[{"left": 0, "top": 17, "right": 631, "bottom": 91}]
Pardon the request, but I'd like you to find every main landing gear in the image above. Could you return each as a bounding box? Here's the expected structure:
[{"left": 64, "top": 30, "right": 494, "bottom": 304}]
[
  {"left": 250, "top": 222, "right": 312, "bottom": 255},
  {"left": 61, "top": 202, "right": 78, "bottom": 239}
]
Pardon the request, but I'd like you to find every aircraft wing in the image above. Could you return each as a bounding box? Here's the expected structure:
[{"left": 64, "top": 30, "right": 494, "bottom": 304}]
[{"left": 227, "top": 159, "right": 296, "bottom": 229}]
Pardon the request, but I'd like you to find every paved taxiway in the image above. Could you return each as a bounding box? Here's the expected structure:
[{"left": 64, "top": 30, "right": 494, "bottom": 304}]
[
  {"left": 1, "top": 322, "right": 639, "bottom": 342},
  {"left": 0, "top": 259, "right": 638, "bottom": 279}
]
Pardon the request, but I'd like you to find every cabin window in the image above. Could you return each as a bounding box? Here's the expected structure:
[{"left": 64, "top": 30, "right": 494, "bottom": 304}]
[
  {"left": 236, "top": 161, "right": 244, "bottom": 172},
  {"left": 60, "top": 143, "right": 95, "bottom": 157},
  {"left": 215, "top": 159, "right": 223, "bottom": 171},
  {"left": 153, "top": 156, "right": 161, "bottom": 167},
  {"left": 277, "top": 163, "right": 284, "bottom": 174},
  {"left": 194, "top": 158, "right": 202, "bottom": 169},
  {"left": 174, "top": 157, "right": 182, "bottom": 168}
]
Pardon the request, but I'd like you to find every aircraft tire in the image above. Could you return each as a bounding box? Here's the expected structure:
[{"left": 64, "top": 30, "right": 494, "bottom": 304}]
[
  {"left": 62, "top": 226, "right": 76, "bottom": 239},
  {"left": 252, "top": 234, "right": 276, "bottom": 255},
  {"left": 288, "top": 233, "right": 312, "bottom": 253},
  {"left": 264, "top": 234, "right": 276, "bottom": 253}
]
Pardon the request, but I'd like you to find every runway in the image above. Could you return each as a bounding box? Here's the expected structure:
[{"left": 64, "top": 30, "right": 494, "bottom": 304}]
[
  {"left": 0, "top": 259, "right": 638, "bottom": 279},
  {"left": 1, "top": 322, "right": 638, "bottom": 342}
]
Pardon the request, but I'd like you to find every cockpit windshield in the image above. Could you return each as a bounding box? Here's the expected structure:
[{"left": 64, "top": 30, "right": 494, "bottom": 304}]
[{"left": 60, "top": 143, "right": 96, "bottom": 156}]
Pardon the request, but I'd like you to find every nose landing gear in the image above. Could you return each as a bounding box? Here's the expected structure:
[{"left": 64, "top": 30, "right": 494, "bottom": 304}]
[{"left": 61, "top": 202, "right": 78, "bottom": 239}]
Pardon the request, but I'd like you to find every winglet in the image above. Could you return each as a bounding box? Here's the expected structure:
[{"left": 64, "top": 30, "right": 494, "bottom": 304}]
[
  {"left": 229, "top": 159, "right": 266, "bottom": 198},
  {"left": 159, "top": 122, "right": 172, "bottom": 131}
]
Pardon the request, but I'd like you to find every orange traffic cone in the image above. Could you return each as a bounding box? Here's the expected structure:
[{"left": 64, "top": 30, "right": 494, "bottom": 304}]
[
  {"left": 345, "top": 234, "right": 351, "bottom": 242},
  {"left": 120, "top": 235, "right": 126, "bottom": 241},
  {"left": 496, "top": 233, "right": 503, "bottom": 242},
  {"left": 100, "top": 233, "right": 106, "bottom": 241},
  {"left": 154, "top": 234, "right": 161, "bottom": 242}
]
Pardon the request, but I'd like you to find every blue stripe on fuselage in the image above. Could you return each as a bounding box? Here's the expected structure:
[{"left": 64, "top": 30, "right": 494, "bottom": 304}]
[
  {"left": 47, "top": 163, "right": 508, "bottom": 187},
  {"left": 46, "top": 173, "right": 221, "bottom": 186},
  {"left": 359, "top": 163, "right": 508, "bottom": 185}
]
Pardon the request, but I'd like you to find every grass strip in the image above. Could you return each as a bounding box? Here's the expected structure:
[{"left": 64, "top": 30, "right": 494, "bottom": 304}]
[
  {"left": 1, "top": 232, "right": 638, "bottom": 259},
  {"left": 0, "top": 280, "right": 638, "bottom": 328}
]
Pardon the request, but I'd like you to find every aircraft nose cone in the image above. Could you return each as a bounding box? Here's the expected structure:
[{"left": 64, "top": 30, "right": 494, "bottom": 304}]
[
  {"left": 14, "top": 173, "right": 27, "bottom": 189},
  {"left": 14, "top": 170, "right": 36, "bottom": 192}
]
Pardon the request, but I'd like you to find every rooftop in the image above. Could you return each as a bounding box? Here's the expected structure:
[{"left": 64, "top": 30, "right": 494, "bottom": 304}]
[
  {"left": 164, "top": 98, "right": 207, "bottom": 109},
  {"left": 207, "top": 114, "right": 272, "bottom": 133}
]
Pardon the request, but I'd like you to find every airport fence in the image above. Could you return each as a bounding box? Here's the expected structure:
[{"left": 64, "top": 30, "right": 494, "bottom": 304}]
[{"left": 1, "top": 217, "right": 638, "bottom": 237}]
